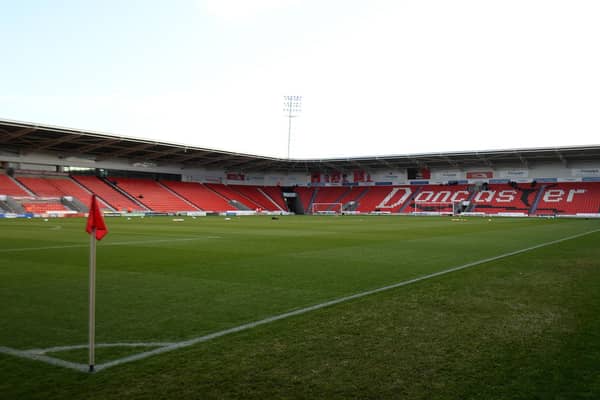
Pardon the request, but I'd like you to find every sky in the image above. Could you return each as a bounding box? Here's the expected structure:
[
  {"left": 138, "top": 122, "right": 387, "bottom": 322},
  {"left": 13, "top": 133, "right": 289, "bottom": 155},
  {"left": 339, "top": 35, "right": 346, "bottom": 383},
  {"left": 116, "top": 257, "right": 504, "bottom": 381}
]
[{"left": 1, "top": 0, "right": 599, "bottom": 159}]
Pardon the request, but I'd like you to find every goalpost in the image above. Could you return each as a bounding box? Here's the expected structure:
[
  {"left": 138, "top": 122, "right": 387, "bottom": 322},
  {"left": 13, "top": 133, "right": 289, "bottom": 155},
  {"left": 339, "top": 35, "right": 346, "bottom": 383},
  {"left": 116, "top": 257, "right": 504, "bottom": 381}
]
[
  {"left": 412, "top": 200, "right": 463, "bottom": 216},
  {"left": 311, "top": 202, "right": 343, "bottom": 215}
]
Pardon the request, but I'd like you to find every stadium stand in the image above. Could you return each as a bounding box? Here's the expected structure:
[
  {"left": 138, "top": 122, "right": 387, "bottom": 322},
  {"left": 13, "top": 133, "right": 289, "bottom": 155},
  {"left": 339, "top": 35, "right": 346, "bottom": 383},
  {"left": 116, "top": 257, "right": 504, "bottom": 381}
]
[
  {"left": 258, "top": 186, "right": 288, "bottom": 211},
  {"left": 357, "top": 186, "right": 415, "bottom": 213},
  {"left": 6, "top": 173, "right": 600, "bottom": 216},
  {"left": 334, "top": 187, "right": 370, "bottom": 211},
  {"left": 160, "top": 181, "right": 235, "bottom": 212},
  {"left": 312, "top": 187, "right": 349, "bottom": 205},
  {"left": 0, "top": 174, "right": 30, "bottom": 196},
  {"left": 16, "top": 176, "right": 65, "bottom": 197},
  {"left": 204, "top": 183, "right": 257, "bottom": 210},
  {"left": 21, "top": 201, "right": 68, "bottom": 213},
  {"left": 306, "top": 187, "right": 351, "bottom": 212},
  {"left": 535, "top": 182, "right": 600, "bottom": 215},
  {"left": 470, "top": 183, "right": 539, "bottom": 215},
  {"left": 109, "top": 177, "right": 199, "bottom": 212},
  {"left": 16, "top": 176, "right": 96, "bottom": 206},
  {"left": 294, "top": 187, "right": 316, "bottom": 214},
  {"left": 228, "top": 185, "right": 285, "bottom": 211},
  {"left": 403, "top": 184, "right": 470, "bottom": 214},
  {"left": 73, "top": 175, "right": 145, "bottom": 212}
]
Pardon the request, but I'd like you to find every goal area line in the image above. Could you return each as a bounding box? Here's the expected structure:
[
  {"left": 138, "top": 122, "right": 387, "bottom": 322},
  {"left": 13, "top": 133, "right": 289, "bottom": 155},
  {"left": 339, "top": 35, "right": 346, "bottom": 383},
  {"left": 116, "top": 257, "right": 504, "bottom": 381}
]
[{"left": 2, "top": 228, "right": 598, "bottom": 373}]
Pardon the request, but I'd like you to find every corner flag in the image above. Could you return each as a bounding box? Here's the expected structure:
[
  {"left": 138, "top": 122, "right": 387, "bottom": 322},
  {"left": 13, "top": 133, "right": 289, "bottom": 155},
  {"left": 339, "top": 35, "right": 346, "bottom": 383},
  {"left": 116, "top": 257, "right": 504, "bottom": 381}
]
[
  {"left": 86, "top": 195, "right": 108, "bottom": 240},
  {"left": 86, "top": 194, "right": 108, "bottom": 372}
]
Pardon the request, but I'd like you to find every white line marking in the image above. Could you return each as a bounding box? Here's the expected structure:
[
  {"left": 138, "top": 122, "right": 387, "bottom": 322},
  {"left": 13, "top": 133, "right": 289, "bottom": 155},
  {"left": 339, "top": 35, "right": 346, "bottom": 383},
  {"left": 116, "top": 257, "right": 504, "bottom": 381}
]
[
  {"left": 1, "top": 228, "right": 598, "bottom": 373},
  {"left": 0, "top": 346, "right": 88, "bottom": 372},
  {"left": 27, "top": 342, "right": 176, "bottom": 355},
  {"left": 0, "top": 237, "right": 221, "bottom": 253},
  {"left": 95, "top": 228, "right": 600, "bottom": 371}
]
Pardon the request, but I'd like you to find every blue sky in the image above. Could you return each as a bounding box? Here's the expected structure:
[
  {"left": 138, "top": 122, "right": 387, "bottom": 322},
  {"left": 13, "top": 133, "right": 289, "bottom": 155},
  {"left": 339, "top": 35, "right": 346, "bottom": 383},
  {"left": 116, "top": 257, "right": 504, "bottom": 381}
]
[{"left": 1, "top": 0, "right": 599, "bottom": 158}]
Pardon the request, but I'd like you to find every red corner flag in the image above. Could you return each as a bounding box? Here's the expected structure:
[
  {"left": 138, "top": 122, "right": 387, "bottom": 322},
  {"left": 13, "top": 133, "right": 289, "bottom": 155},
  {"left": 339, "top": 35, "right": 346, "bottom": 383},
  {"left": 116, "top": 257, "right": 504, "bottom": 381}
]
[{"left": 86, "top": 195, "right": 108, "bottom": 240}]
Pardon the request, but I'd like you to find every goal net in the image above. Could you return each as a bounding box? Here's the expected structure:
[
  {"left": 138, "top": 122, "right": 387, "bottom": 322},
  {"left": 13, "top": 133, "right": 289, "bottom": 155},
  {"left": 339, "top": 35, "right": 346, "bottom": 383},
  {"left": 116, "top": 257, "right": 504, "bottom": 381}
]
[
  {"left": 412, "top": 201, "right": 462, "bottom": 216},
  {"left": 311, "top": 202, "right": 343, "bottom": 215}
]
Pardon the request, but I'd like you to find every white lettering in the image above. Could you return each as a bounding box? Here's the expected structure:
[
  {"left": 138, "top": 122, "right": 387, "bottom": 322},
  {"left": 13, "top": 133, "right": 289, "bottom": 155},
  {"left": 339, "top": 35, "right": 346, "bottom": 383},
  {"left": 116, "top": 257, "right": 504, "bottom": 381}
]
[
  {"left": 496, "top": 190, "right": 516, "bottom": 203},
  {"left": 474, "top": 191, "right": 495, "bottom": 203},
  {"left": 567, "top": 189, "right": 586, "bottom": 202},
  {"left": 543, "top": 189, "right": 564, "bottom": 203},
  {"left": 378, "top": 187, "right": 412, "bottom": 208},
  {"left": 415, "top": 191, "right": 434, "bottom": 202}
]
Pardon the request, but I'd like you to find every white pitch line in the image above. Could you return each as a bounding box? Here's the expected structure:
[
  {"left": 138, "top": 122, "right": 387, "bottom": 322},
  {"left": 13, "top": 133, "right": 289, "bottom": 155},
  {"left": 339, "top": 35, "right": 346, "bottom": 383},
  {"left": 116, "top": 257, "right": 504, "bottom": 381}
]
[
  {"left": 0, "top": 346, "right": 88, "bottom": 373},
  {"left": 0, "top": 236, "right": 222, "bottom": 253},
  {"left": 27, "top": 342, "right": 177, "bottom": 355},
  {"left": 93, "top": 228, "right": 600, "bottom": 372},
  {"left": 2, "top": 228, "right": 598, "bottom": 373}
]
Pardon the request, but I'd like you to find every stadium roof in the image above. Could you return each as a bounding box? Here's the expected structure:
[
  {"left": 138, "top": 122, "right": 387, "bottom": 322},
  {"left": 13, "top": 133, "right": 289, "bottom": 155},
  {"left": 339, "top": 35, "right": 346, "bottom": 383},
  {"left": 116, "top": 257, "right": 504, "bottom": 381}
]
[{"left": 2, "top": 118, "right": 600, "bottom": 172}]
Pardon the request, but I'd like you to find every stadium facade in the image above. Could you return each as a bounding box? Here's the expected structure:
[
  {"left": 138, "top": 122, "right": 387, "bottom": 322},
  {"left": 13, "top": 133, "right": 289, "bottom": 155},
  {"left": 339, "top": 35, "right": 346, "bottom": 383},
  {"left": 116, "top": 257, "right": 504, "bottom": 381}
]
[{"left": 1, "top": 118, "right": 600, "bottom": 217}]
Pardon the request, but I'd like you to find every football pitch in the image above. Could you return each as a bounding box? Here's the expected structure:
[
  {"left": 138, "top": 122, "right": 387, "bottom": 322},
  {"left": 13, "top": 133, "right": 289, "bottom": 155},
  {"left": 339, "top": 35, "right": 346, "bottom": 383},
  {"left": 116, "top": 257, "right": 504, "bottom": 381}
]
[{"left": 1, "top": 215, "right": 600, "bottom": 399}]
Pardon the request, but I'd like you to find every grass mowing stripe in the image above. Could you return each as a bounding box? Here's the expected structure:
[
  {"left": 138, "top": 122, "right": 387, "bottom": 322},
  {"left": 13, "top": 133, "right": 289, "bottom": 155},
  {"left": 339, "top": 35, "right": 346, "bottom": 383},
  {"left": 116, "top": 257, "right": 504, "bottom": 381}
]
[
  {"left": 85, "top": 227, "right": 599, "bottom": 372},
  {"left": 0, "top": 236, "right": 222, "bottom": 253},
  {"left": 2, "top": 225, "right": 596, "bottom": 373}
]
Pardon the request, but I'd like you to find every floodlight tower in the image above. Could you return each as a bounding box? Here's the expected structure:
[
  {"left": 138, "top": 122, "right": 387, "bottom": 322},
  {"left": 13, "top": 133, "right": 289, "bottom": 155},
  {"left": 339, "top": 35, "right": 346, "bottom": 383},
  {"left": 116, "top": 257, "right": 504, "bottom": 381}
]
[{"left": 283, "top": 95, "right": 302, "bottom": 159}]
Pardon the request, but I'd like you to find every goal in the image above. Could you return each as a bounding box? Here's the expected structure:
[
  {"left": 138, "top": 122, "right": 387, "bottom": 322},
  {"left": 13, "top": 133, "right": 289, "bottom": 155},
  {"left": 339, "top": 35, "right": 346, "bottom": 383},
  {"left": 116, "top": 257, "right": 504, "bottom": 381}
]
[
  {"left": 412, "top": 201, "right": 463, "bottom": 216},
  {"left": 311, "top": 202, "right": 343, "bottom": 215}
]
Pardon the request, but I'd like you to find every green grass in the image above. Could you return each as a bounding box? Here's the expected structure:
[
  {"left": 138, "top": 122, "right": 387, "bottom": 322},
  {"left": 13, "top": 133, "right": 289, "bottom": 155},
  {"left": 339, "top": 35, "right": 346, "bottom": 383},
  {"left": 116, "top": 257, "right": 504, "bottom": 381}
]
[{"left": 1, "top": 215, "right": 599, "bottom": 399}]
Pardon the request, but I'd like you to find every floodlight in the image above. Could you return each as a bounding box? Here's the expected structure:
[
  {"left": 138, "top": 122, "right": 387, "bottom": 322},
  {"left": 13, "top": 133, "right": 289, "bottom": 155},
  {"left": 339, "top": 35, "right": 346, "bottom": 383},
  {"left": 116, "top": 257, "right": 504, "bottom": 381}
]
[{"left": 283, "top": 96, "right": 302, "bottom": 159}]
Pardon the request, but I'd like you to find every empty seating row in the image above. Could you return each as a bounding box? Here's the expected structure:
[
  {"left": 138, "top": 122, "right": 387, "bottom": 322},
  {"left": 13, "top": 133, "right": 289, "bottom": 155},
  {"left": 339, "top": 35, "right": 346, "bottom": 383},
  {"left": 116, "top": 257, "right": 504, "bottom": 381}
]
[
  {"left": 536, "top": 182, "right": 600, "bottom": 215},
  {"left": 0, "top": 174, "right": 31, "bottom": 196},
  {"left": 22, "top": 202, "right": 68, "bottom": 213},
  {"left": 470, "top": 184, "right": 538, "bottom": 214},
  {"left": 356, "top": 186, "right": 412, "bottom": 213},
  {"left": 159, "top": 181, "right": 234, "bottom": 212},
  {"left": 228, "top": 185, "right": 283, "bottom": 211},
  {"left": 299, "top": 183, "right": 600, "bottom": 215},
  {"left": 294, "top": 187, "right": 316, "bottom": 213},
  {"left": 73, "top": 176, "right": 144, "bottom": 212},
  {"left": 259, "top": 186, "right": 288, "bottom": 211},
  {"left": 3, "top": 174, "right": 599, "bottom": 215},
  {"left": 110, "top": 178, "right": 198, "bottom": 212},
  {"left": 16, "top": 176, "right": 96, "bottom": 207}
]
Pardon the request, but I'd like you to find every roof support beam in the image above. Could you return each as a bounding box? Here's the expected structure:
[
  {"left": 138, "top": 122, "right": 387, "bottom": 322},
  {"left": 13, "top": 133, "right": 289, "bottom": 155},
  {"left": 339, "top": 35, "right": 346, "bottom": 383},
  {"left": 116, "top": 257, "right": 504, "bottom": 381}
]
[
  {"left": 225, "top": 158, "right": 277, "bottom": 170},
  {"left": 194, "top": 155, "right": 240, "bottom": 167},
  {"left": 77, "top": 139, "right": 122, "bottom": 153},
  {"left": 144, "top": 147, "right": 187, "bottom": 161},
  {"left": 172, "top": 151, "right": 214, "bottom": 162},
  {"left": 0, "top": 127, "right": 38, "bottom": 143},
  {"left": 96, "top": 142, "right": 157, "bottom": 160},
  {"left": 27, "top": 134, "right": 81, "bottom": 151}
]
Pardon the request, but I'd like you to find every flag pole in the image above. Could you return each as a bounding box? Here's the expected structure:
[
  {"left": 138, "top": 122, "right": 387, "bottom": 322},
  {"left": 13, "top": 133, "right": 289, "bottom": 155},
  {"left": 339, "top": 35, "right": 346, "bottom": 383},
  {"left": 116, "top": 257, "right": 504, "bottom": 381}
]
[
  {"left": 85, "top": 194, "right": 107, "bottom": 373},
  {"left": 89, "top": 227, "right": 96, "bottom": 372}
]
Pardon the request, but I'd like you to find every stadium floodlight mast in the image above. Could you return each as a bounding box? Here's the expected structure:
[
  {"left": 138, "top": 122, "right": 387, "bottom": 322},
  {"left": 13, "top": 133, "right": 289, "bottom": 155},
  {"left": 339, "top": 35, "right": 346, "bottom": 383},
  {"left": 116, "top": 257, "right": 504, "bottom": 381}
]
[{"left": 283, "top": 95, "right": 302, "bottom": 159}]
